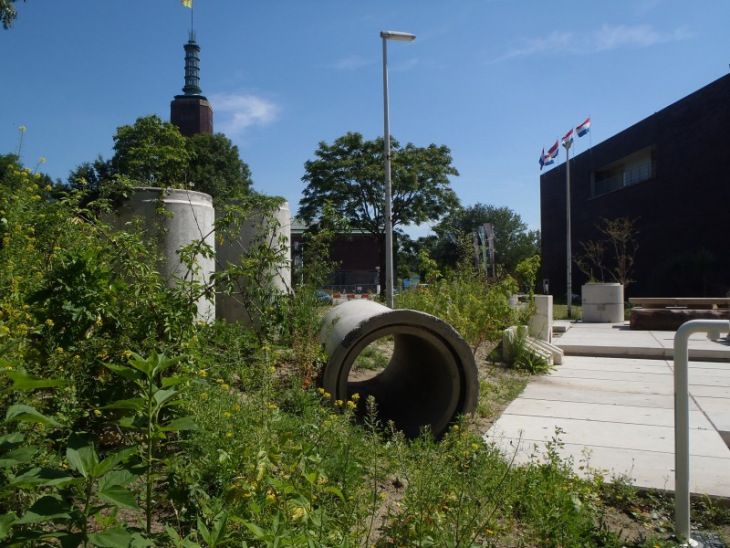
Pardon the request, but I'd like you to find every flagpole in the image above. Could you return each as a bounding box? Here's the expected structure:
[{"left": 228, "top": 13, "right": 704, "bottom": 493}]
[{"left": 564, "top": 139, "right": 572, "bottom": 319}]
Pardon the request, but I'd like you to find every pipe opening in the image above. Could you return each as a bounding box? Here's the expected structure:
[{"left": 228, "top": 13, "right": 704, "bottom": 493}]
[
  {"left": 320, "top": 300, "right": 478, "bottom": 439},
  {"left": 339, "top": 326, "right": 461, "bottom": 438}
]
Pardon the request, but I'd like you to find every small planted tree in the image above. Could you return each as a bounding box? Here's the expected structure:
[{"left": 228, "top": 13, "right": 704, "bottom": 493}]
[{"left": 575, "top": 217, "right": 639, "bottom": 286}]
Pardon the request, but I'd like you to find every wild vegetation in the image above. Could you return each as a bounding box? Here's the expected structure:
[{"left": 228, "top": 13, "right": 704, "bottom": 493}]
[{"left": 1, "top": 155, "right": 728, "bottom": 547}]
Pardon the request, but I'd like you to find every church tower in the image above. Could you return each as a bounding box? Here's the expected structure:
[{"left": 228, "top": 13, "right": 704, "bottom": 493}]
[{"left": 170, "top": 30, "right": 213, "bottom": 136}]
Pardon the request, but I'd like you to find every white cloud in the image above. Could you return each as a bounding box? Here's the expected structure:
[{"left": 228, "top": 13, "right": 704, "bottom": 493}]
[
  {"left": 208, "top": 92, "right": 280, "bottom": 137},
  {"left": 494, "top": 24, "right": 691, "bottom": 62},
  {"left": 332, "top": 55, "right": 372, "bottom": 70}
]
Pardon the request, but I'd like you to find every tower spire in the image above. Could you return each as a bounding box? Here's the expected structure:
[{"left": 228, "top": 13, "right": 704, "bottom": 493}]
[
  {"left": 170, "top": 2, "right": 213, "bottom": 137},
  {"left": 182, "top": 31, "right": 202, "bottom": 95}
]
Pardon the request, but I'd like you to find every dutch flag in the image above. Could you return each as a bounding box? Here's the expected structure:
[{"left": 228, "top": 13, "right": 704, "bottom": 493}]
[
  {"left": 562, "top": 128, "right": 574, "bottom": 147},
  {"left": 547, "top": 139, "right": 559, "bottom": 159},
  {"left": 576, "top": 117, "right": 591, "bottom": 137}
]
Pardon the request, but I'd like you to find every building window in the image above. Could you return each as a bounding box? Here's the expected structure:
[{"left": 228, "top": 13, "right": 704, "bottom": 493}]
[{"left": 591, "top": 146, "right": 655, "bottom": 197}]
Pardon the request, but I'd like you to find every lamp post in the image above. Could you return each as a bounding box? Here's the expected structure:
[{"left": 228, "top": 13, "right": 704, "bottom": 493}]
[
  {"left": 564, "top": 138, "right": 572, "bottom": 318},
  {"left": 381, "top": 30, "right": 416, "bottom": 308}
]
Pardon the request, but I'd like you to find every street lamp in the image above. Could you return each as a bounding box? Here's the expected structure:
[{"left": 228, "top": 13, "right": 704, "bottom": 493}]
[{"left": 381, "top": 30, "right": 416, "bottom": 308}]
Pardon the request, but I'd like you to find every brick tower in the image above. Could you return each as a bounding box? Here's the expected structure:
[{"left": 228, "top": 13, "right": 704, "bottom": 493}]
[{"left": 170, "top": 31, "right": 213, "bottom": 137}]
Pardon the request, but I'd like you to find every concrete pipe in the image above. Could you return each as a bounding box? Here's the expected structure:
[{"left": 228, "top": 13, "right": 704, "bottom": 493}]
[{"left": 319, "top": 300, "right": 478, "bottom": 438}]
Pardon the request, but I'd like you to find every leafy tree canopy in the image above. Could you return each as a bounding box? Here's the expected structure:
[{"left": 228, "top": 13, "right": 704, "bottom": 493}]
[
  {"left": 68, "top": 115, "right": 252, "bottom": 203},
  {"left": 298, "top": 132, "right": 460, "bottom": 236},
  {"left": 111, "top": 115, "right": 190, "bottom": 188},
  {"left": 1, "top": 0, "right": 24, "bottom": 29},
  {"left": 430, "top": 203, "right": 540, "bottom": 274},
  {"left": 186, "top": 132, "right": 252, "bottom": 201},
  {"left": 67, "top": 155, "right": 113, "bottom": 194}
]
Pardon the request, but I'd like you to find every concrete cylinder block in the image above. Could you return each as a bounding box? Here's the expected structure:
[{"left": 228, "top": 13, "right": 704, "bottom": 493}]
[
  {"left": 319, "top": 300, "right": 479, "bottom": 438},
  {"left": 105, "top": 187, "right": 216, "bottom": 323},
  {"left": 216, "top": 200, "right": 292, "bottom": 324},
  {"left": 582, "top": 283, "right": 624, "bottom": 323}
]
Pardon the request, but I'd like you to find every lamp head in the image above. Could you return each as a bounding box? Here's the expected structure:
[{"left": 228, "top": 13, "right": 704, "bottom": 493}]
[{"left": 380, "top": 30, "right": 416, "bottom": 42}]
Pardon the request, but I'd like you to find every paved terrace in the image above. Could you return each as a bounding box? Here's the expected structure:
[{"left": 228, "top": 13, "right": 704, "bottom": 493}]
[{"left": 484, "top": 321, "right": 730, "bottom": 497}]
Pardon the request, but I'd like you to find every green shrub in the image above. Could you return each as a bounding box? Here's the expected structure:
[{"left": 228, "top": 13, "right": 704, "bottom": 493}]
[{"left": 396, "top": 268, "right": 523, "bottom": 351}]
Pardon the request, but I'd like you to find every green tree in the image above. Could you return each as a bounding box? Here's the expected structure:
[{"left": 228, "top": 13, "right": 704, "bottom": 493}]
[
  {"left": 1, "top": 0, "right": 24, "bottom": 29},
  {"left": 67, "top": 155, "right": 114, "bottom": 194},
  {"left": 299, "top": 132, "right": 460, "bottom": 237},
  {"left": 431, "top": 203, "right": 540, "bottom": 275},
  {"left": 111, "top": 115, "right": 190, "bottom": 188},
  {"left": 185, "top": 132, "right": 252, "bottom": 202}
]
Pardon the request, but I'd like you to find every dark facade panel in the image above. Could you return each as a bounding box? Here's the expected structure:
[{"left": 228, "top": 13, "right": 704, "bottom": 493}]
[
  {"left": 291, "top": 231, "right": 385, "bottom": 293},
  {"left": 170, "top": 95, "right": 214, "bottom": 137},
  {"left": 541, "top": 74, "right": 730, "bottom": 298}
]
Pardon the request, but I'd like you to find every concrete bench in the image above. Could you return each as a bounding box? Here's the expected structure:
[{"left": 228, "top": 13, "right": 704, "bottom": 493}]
[
  {"left": 629, "top": 298, "right": 730, "bottom": 330},
  {"left": 629, "top": 297, "right": 730, "bottom": 309}
]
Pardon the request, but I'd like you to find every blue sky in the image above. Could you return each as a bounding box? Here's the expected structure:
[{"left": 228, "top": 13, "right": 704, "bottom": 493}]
[{"left": 2, "top": 0, "right": 728, "bottom": 236}]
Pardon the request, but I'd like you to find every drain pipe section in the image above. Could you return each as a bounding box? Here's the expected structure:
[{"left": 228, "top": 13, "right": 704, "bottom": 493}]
[
  {"left": 319, "top": 300, "right": 479, "bottom": 439},
  {"left": 673, "top": 319, "right": 730, "bottom": 545}
]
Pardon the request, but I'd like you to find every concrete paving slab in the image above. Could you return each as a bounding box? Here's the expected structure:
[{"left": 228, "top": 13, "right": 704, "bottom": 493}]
[
  {"left": 519, "top": 382, "right": 681, "bottom": 408},
  {"left": 695, "top": 397, "right": 730, "bottom": 433},
  {"left": 486, "top": 415, "right": 727, "bottom": 457},
  {"left": 487, "top": 441, "right": 730, "bottom": 496},
  {"left": 554, "top": 322, "right": 730, "bottom": 361},
  {"left": 486, "top": 321, "right": 730, "bottom": 497},
  {"left": 503, "top": 399, "right": 711, "bottom": 429}
]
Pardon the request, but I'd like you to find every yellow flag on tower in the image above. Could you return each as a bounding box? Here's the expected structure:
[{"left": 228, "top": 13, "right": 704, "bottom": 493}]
[{"left": 181, "top": 0, "right": 192, "bottom": 8}]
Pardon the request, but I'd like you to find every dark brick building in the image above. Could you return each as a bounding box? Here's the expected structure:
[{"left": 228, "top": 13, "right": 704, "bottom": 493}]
[
  {"left": 540, "top": 73, "right": 730, "bottom": 298},
  {"left": 290, "top": 221, "right": 384, "bottom": 294}
]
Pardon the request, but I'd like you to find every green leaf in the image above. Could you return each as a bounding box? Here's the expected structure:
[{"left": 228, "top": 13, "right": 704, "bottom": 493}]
[
  {"left": 66, "top": 441, "right": 98, "bottom": 479},
  {"left": 197, "top": 518, "right": 211, "bottom": 543},
  {"left": 0, "top": 445, "right": 37, "bottom": 467},
  {"left": 0, "top": 432, "right": 24, "bottom": 448},
  {"left": 10, "top": 467, "right": 75, "bottom": 489},
  {"left": 161, "top": 376, "right": 187, "bottom": 388},
  {"left": 150, "top": 353, "right": 183, "bottom": 377},
  {"left": 103, "top": 362, "right": 145, "bottom": 382},
  {"left": 0, "top": 433, "right": 35, "bottom": 467},
  {"left": 0, "top": 512, "right": 17, "bottom": 540},
  {"left": 94, "top": 445, "right": 138, "bottom": 478},
  {"left": 88, "top": 527, "right": 134, "bottom": 548},
  {"left": 99, "top": 468, "right": 139, "bottom": 491},
  {"left": 129, "top": 531, "right": 157, "bottom": 547},
  {"left": 98, "top": 484, "right": 140, "bottom": 510},
  {"left": 127, "top": 352, "right": 156, "bottom": 377},
  {"left": 102, "top": 397, "right": 145, "bottom": 412},
  {"left": 323, "top": 485, "right": 346, "bottom": 502},
  {"left": 160, "top": 416, "right": 198, "bottom": 432},
  {"left": 14, "top": 495, "right": 71, "bottom": 524},
  {"left": 243, "top": 521, "right": 266, "bottom": 539},
  {"left": 153, "top": 388, "right": 179, "bottom": 407},
  {"left": 2, "top": 371, "right": 66, "bottom": 392},
  {"left": 4, "top": 404, "right": 62, "bottom": 427}
]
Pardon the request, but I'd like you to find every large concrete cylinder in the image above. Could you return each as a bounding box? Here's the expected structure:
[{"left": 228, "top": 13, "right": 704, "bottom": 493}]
[
  {"left": 581, "top": 282, "right": 624, "bottom": 323},
  {"left": 319, "top": 300, "right": 479, "bottom": 438},
  {"left": 106, "top": 187, "right": 215, "bottom": 322},
  {"left": 216, "top": 200, "right": 291, "bottom": 323}
]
